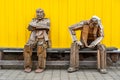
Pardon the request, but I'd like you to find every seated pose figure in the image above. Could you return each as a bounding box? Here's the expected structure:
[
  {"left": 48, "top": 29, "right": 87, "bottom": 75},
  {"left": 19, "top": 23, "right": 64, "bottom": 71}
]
[
  {"left": 23, "top": 8, "right": 50, "bottom": 73},
  {"left": 68, "top": 16, "right": 107, "bottom": 74}
]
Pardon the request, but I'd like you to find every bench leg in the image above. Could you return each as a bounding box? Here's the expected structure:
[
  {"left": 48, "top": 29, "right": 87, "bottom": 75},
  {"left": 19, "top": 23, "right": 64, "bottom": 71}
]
[
  {"left": 110, "top": 53, "right": 119, "bottom": 68},
  {"left": 110, "top": 53, "right": 119, "bottom": 63},
  {"left": 0, "top": 51, "right": 3, "bottom": 69}
]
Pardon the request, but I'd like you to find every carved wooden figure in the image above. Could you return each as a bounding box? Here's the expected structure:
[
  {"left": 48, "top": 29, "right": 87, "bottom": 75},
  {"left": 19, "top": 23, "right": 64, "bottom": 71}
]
[
  {"left": 68, "top": 16, "right": 107, "bottom": 74},
  {"left": 23, "top": 8, "right": 50, "bottom": 73}
]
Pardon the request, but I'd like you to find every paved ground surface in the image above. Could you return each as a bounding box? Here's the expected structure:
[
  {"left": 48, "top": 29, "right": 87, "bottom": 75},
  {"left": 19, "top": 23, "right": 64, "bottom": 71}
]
[{"left": 0, "top": 67, "right": 120, "bottom": 80}]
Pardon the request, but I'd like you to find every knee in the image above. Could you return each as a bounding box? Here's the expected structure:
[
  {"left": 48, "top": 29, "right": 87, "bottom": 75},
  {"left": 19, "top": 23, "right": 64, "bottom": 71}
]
[
  {"left": 24, "top": 44, "right": 32, "bottom": 56},
  {"left": 24, "top": 44, "right": 32, "bottom": 51},
  {"left": 97, "top": 44, "right": 106, "bottom": 51},
  {"left": 37, "top": 46, "right": 46, "bottom": 56},
  {"left": 24, "top": 44, "right": 30, "bottom": 47},
  {"left": 71, "top": 42, "right": 79, "bottom": 48},
  {"left": 71, "top": 42, "right": 76, "bottom": 46}
]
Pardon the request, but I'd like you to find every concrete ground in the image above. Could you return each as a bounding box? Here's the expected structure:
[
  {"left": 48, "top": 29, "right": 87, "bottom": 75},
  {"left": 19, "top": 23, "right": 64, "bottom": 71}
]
[{"left": 0, "top": 67, "right": 120, "bottom": 80}]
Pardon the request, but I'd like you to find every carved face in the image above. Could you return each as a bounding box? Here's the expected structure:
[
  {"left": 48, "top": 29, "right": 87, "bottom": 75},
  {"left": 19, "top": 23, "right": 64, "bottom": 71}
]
[
  {"left": 89, "top": 18, "right": 98, "bottom": 28},
  {"left": 36, "top": 9, "right": 45, "bottom": 19}
]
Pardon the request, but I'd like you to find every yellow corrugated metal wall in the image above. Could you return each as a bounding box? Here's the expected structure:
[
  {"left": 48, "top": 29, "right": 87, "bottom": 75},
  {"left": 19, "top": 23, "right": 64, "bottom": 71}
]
[{"left": 0, "top": 0, "right": 120, "bottom": 48}]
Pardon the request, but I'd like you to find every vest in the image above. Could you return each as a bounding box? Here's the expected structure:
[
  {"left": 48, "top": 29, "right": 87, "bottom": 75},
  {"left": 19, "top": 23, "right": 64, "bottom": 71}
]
[{"left": 80, "top": 24, "right": 98, "bottom": 47}]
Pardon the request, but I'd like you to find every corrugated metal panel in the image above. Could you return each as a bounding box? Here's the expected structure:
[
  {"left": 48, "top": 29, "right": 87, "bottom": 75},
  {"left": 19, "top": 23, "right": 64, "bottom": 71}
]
[{"left": 0, "top": 0, "right": 120, "bottom": 48}]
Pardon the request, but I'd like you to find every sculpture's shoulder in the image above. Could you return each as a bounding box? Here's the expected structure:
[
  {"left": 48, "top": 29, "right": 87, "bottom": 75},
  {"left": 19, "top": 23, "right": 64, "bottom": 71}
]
[
  {"left": 42, "top": 18, "right": 50, "bottom": 23},
  {"left": 41, "top": 18, "right": 50, "bottom": 27},
  {"left": 81, "top": 20, "right": 89, "bottom": 25}
]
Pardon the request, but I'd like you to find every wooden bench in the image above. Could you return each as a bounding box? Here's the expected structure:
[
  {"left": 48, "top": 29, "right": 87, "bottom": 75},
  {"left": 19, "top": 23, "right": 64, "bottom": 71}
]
[{"left": 0, "top": 47, "right": 119, "bottom": 68}]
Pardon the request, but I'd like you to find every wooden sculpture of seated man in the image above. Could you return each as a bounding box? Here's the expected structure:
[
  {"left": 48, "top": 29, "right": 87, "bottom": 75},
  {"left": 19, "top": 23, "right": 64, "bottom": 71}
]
[
  {"left": 68, "top": 16, "right": 107, "bottom": 74},
  {"left": 23, "top": 8, "right": 50, "bottom": 73}
]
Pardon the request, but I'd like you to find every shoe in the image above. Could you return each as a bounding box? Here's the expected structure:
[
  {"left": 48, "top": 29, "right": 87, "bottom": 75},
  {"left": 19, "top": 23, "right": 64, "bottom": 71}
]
[
  {"left": 35, "top": 68, "right": 44, "bottom": 73},
  {"left": 67, "top": 67, "right": 79, "bottom": 73},
  {"left": 100, "top": 69, "right": 107, "bottom": 74},
  {"left": 24, "top": 67, "right": 31, "bottom": 73}
]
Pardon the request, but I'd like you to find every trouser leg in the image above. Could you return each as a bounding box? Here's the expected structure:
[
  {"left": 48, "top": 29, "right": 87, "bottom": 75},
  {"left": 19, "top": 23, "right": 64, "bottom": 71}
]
[
  {"left": 97, "top": 50, "right": 100, "bottom": 70},
  {"left": 97, "top": 44, "right": 107, "bottom": 74},
  {"left": 37, "top": 45, "right": 46, "bottom": 69},
  {"left": 68, "top": 43, "right": 79, "bottom": 72},
  {"left": 23, "top": 45, "right": 32, "bottom": 68}
]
